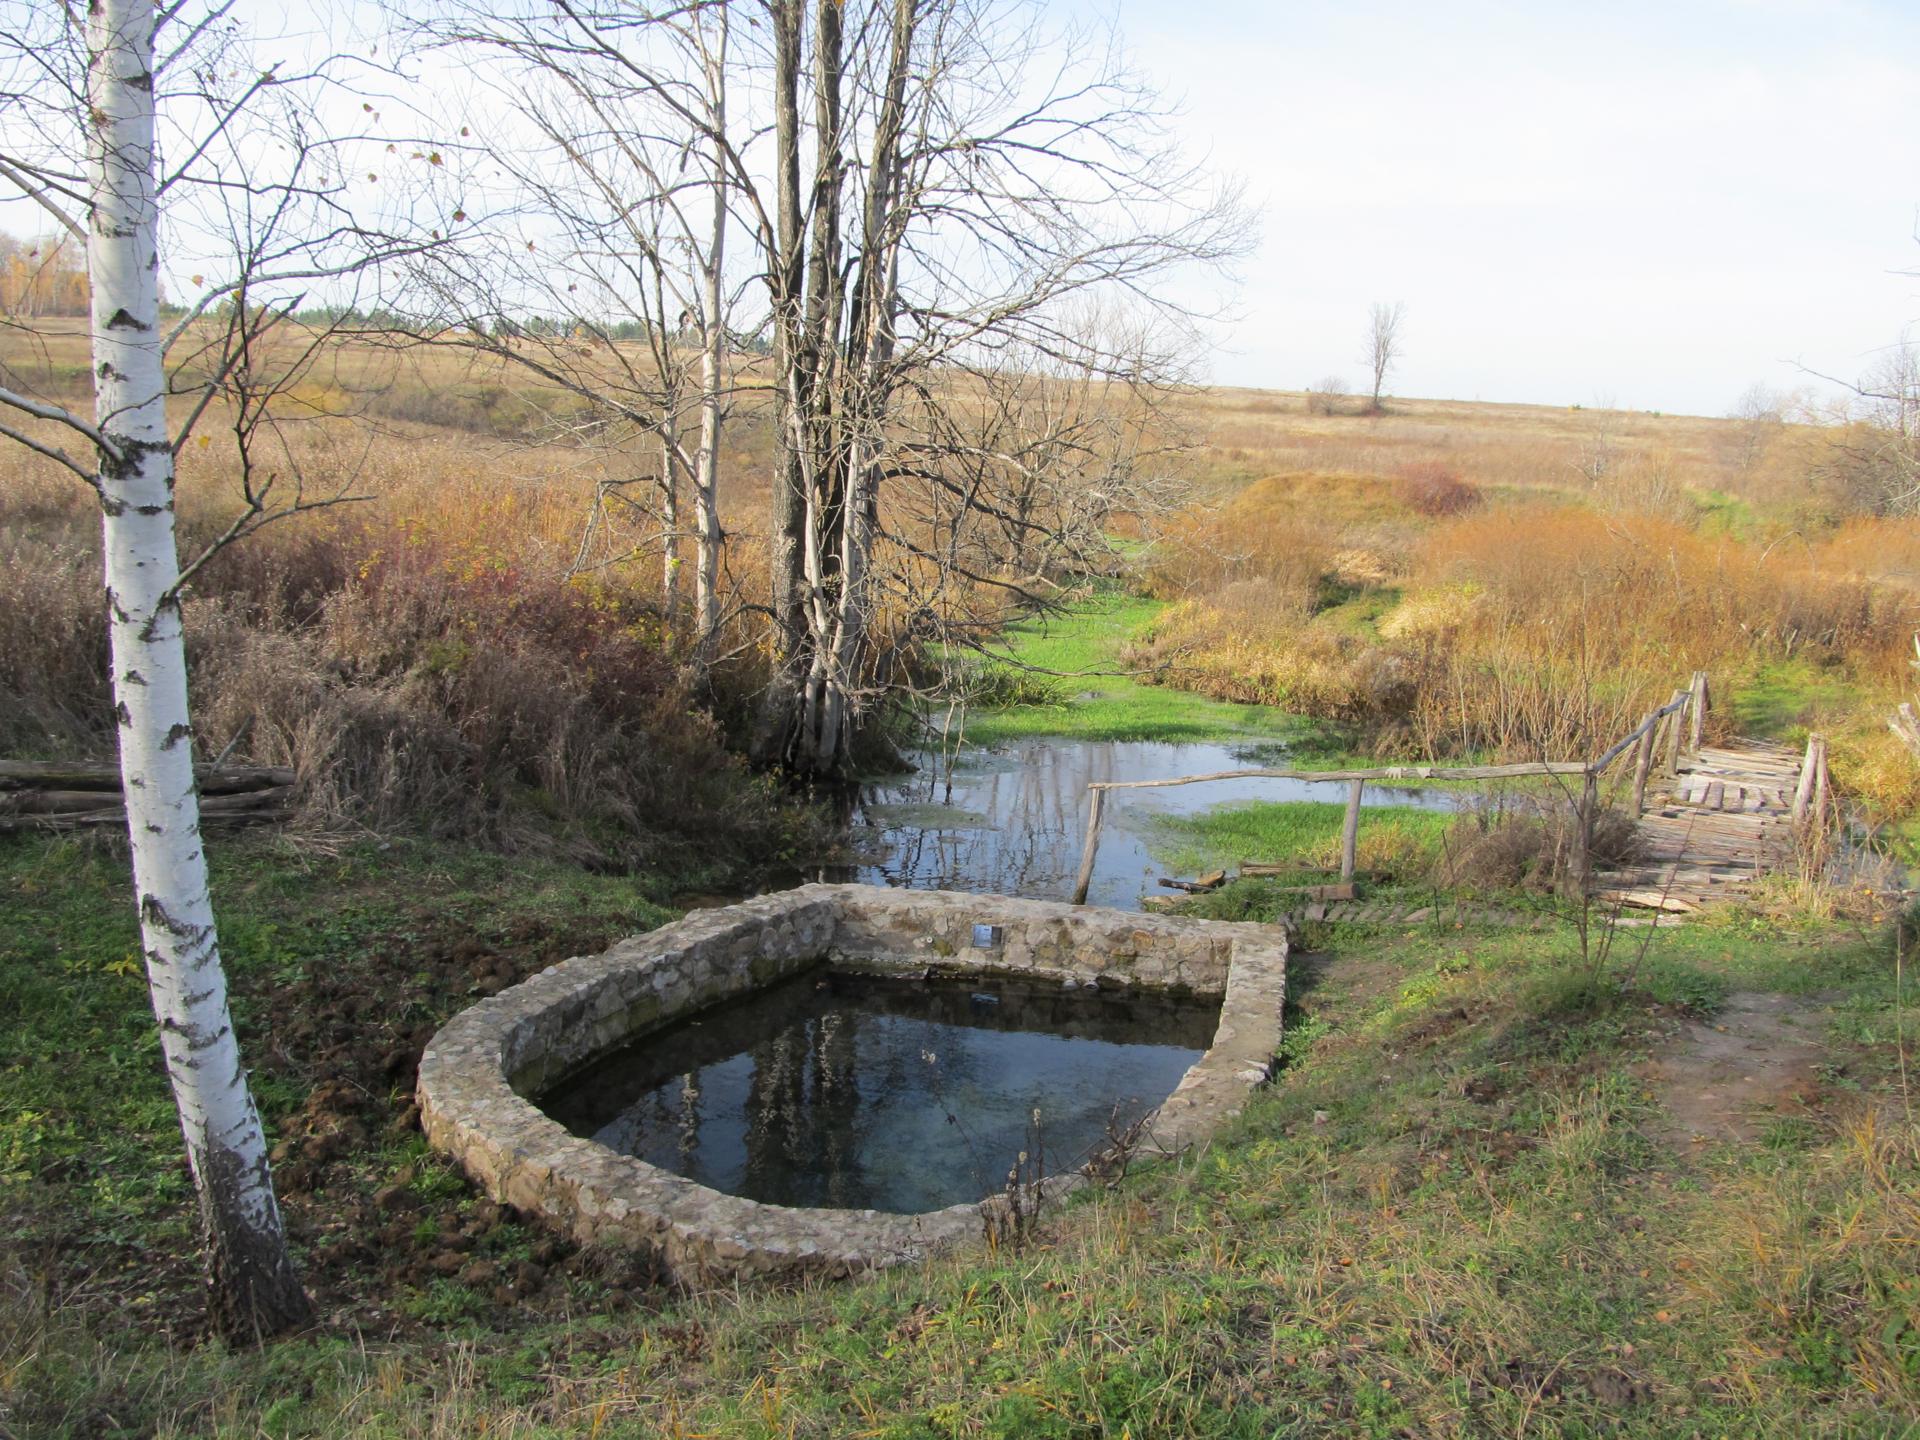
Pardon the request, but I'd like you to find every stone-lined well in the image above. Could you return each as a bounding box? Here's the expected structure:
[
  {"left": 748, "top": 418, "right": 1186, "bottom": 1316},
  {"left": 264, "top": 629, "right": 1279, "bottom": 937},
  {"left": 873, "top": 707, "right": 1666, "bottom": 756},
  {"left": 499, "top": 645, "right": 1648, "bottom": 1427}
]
[{"left": 417, "top": 884, "right": 1287, "bottom": 1282}]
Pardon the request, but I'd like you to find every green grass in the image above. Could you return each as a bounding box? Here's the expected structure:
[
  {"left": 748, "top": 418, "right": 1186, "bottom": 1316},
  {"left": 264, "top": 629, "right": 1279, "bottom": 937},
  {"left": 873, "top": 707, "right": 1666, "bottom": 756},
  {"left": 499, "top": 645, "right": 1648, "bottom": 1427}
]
[
  {"left": 7, "top": 845, "right": 1913, "bottom": 1437},
  {"left": 962, "top": 589, "right": 1320, "bottom": 746},
  {"left": 0, "top": 832, "right": 682, "bottom": 1284},
  {"left": 1143, "top": 799, "right": 1455, "bottom": 880},
  {"left": 1691, "top": 487, "right": 1761, "bottom": 538},
  {"left": 1726, "top": 656, "right": 1865, "bottom": 740}
]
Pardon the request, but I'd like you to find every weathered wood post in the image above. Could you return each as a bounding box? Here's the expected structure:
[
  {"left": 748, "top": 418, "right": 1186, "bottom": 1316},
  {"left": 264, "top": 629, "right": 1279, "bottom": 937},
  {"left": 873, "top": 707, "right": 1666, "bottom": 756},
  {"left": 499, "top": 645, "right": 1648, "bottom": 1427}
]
[
  {"left": 1791, "top": 735, "right": 1819, "bottom": 825},
  {"left": 1571, "top": 769, "right": 1600, "bottom": 895},
  {"left": 1892, "top": 701, "right": 1920, "bottom": 760},
  {"left": 1810, "top": 736, "right": 1830, "bottom": 827},
  {"left": 1070, "top": 785, "right": 1106, "bottom": 905},
  {"left": 1660, "top": 688, "right": 1688, "bottom": 779},
  {"left": 1629, "top": 710, "right": 1658, "bottom": 816},
  {"left": 1688, "top": 671, "right": 1709, "bottom": 751},
  {"left": 1339, "top": 778, "right": 1364, "bottom": 881}
]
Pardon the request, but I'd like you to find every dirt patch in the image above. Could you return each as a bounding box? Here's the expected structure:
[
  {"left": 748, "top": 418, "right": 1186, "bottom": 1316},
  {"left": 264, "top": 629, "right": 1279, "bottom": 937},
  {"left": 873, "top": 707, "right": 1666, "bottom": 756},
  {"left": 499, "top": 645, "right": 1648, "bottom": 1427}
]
[
  {"left": 1285, "top": 950, "right": 1404, "bottom": 1028},
  {"left": 1640, "top": 990, "right": 1833, "bottom": 1147}
]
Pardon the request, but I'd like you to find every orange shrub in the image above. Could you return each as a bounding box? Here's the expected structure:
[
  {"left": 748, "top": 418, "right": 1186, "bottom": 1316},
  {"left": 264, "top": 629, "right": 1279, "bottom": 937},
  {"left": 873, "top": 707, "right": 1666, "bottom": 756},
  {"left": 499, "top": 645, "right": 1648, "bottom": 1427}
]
[{"left": 1395, "top": 461, "right": 1482, "bottom": 516}]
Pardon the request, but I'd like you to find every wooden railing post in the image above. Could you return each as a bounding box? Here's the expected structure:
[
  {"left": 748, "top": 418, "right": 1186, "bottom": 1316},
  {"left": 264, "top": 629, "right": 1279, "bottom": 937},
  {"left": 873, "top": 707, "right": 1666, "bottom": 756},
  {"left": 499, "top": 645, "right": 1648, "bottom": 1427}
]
[
  {"left": 1811, "top": 736, "right": 1830, "bottom": 826},
  {"left": 1571, "top": 769, "right": 1599, "bottom": 895},
  {"left": 1660, "top": 688, "right": 1688, "bottom": 779},
  {"left": 1688, "top": 671, "right": 1709, "bottom": 751},
  {"left": 1629, "top": 709, "right": 1658, "bottom": 816},
  {"left": 1339, "top": 778, "right": 1364, "bottom": 881},
  {"left": 1791, "top": 735, "right": 1819, "bottom": 825},
  {"left": 1070, "top": 786, "right": 1106, "bottom": 905}
]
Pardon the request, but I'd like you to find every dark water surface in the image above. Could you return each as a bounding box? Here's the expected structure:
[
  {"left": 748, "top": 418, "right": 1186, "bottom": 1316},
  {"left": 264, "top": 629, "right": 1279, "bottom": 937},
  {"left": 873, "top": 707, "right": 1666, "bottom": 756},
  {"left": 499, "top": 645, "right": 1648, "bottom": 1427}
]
[
  {"left": 842, "top": 737, "right": 1460, "bottom": 910},
  {"left": 541, "top": 970, "right": 1219, "bottom": 1213}
]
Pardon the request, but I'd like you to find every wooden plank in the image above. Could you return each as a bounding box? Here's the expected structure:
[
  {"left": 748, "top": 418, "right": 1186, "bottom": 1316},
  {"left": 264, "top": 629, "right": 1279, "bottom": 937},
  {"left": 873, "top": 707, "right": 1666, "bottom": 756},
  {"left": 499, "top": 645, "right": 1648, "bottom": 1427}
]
[
  {"left": 1088, "top": 761, "right": 1591, "bottom": 792},
  {"left": 1241, "top": 881, "right": 1356, "bottom": 902},
  {"left": 1791, "top": 736, "right": 1818, "bottom": 823}
]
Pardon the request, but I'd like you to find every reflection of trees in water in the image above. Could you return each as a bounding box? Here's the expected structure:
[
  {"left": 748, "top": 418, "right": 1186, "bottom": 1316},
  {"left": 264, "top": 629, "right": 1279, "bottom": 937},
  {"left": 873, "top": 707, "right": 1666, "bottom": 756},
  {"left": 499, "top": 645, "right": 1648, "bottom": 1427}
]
[
  {"left": 676, "top": 1072, "right": 701, "bottom": 1170},
  {"left": 733, "top": 1007, "right": 878, "bottom": 1206},
  {"left": 863, "top": 741, "right": 1131, "bottom": 896},
  {"left": 812, "top": 1010, "right": 863, "bottom": 1207}
]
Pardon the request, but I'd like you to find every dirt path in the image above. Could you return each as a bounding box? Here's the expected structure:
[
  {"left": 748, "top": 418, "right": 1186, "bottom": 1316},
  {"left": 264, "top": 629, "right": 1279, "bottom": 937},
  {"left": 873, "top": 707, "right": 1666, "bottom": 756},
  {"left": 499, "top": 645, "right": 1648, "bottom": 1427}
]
[{"left": 1640, "top": 990, "right": 1833, "bottom": 1146}]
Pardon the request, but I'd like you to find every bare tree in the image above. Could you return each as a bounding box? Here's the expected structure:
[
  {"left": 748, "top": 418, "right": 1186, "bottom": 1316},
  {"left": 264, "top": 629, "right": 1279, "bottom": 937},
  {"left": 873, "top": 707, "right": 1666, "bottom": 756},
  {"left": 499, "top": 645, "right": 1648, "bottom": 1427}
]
[
  {"left": 399, "top": 0, "right": 743, "bottom": 664},
  {"left": 403, "top": 0, "right": 1247, "bottom": 776},
  {"left": 1793, "top": 336, "right": 1920, "bottom": 516},
  {"left": 1572, "top": 393, "right": 1620, "bottom": 489},
  {"left": 1306, "top": 374, "right": 1349, "bottom": 417},
  {"left": 1723, "top": 381, "right": 1786, "bottom": 481},
  {"left": 0, "top": 0, "right": 438, "bottom": 1338},
  {"left": 750, "top": 0, "right": 1248, "bottom": 774},
  {"left": 1363, "top": 300, "right": 1404, "bottom": 413}
]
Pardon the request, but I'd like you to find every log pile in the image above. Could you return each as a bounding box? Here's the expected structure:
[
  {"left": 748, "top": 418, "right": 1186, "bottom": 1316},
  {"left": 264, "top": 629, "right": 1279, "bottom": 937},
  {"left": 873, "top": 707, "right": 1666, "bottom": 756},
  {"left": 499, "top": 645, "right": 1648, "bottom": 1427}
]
[{"left": 0, "top": 760, "right": 297, "bottom": 830}]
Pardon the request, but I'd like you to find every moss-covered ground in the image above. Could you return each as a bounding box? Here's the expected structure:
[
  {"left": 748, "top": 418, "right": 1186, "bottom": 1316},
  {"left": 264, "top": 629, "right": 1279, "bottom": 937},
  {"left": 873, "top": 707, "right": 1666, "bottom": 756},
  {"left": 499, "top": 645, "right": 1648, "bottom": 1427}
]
[{"left": 960, "top": 589, "right": 1329, "bottom": 749}]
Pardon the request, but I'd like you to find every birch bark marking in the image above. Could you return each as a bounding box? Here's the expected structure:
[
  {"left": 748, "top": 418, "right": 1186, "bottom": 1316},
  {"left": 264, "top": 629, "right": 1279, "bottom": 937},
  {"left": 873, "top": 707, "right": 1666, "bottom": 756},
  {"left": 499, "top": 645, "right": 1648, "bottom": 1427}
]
[{"left": 86, "top": 0, "right": 310, "bottom": 1339}]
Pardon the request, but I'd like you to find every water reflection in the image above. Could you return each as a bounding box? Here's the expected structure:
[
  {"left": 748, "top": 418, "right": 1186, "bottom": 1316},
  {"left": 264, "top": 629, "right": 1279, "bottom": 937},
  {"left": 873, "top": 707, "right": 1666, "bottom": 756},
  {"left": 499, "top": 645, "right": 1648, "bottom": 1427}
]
[
  {"left": 837, "top": 737, "right": 1459, "bottom": 910},
  {"left": 541, "top": 971, "right": 1218, "bottom": 1213}
]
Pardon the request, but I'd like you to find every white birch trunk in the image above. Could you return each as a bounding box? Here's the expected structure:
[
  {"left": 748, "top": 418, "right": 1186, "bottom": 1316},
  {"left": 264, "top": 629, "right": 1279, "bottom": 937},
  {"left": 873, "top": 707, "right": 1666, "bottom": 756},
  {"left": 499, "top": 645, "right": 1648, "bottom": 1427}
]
[
  {"left": 87, "top": 0, "right": 309, "bottom": 1338},
  {"left": 691, "top": 13, "right": 728, "bottom": 665}
]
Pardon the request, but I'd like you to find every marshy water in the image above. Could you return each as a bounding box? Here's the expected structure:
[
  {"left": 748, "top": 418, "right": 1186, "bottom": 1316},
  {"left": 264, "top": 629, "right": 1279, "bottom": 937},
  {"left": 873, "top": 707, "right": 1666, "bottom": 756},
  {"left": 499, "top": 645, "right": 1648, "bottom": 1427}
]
[
  {"left": 541, "top": 970, "right": 1219, "bottom": 1213},
  {"left": 842, "top": 736, "right": 1459, "bottom": 910}
]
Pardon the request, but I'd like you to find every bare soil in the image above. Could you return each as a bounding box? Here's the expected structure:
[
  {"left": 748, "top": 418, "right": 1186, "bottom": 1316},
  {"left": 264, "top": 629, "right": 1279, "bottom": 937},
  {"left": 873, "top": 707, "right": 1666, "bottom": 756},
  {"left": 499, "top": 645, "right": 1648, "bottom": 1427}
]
[{"left": 1639, "top": 989, "right": 1833, "bottom": 1147}]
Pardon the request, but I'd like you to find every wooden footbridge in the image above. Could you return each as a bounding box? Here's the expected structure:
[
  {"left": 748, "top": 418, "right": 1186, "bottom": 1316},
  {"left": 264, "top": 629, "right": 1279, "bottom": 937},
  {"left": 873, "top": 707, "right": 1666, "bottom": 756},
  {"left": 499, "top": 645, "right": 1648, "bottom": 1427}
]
[{"left": 1069, "top": 671, "right": 1836, "bottom": 918}]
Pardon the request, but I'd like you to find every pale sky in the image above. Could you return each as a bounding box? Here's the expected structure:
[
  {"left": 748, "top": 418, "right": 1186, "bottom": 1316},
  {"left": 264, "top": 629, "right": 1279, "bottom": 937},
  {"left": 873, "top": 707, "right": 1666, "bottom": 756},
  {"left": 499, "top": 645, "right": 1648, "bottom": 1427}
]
[
  {"left": 4, "top": 0, "right": 1914, "bottom": 419},
  {"left": 1113, "top": 0, "right": 1920, "bottom": 415}
]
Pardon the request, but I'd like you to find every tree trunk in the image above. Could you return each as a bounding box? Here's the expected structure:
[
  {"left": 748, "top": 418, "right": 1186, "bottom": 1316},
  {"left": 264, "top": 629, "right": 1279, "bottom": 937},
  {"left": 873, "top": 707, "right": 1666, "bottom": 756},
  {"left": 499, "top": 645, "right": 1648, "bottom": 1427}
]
[
  {"left": 692, "top": 8, "right": 729, "bottom": 666},
  {"left": 753, "top": 0, "right": 809, "bottom": 765},
  {"left": 659, "top": 426, "right": 681, "bottom": 625},
  {"left": 87, "top": 0, "right": 310, "bottom": 1341}
]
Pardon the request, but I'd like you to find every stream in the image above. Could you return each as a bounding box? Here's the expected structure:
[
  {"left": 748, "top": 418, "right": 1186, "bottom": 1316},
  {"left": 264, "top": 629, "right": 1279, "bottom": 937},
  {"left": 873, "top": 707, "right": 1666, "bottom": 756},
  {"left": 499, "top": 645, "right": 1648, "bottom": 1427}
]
[{"left": 832, "top": 736, "right": 1462, "bottom": 911}]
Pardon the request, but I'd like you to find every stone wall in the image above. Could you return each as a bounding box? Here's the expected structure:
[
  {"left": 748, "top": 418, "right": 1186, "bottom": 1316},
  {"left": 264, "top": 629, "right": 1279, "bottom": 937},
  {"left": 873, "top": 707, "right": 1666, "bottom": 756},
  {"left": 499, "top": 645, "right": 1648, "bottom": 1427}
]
[{"left": 417, "top": 885, "right": 1287, "bottom": 1284}]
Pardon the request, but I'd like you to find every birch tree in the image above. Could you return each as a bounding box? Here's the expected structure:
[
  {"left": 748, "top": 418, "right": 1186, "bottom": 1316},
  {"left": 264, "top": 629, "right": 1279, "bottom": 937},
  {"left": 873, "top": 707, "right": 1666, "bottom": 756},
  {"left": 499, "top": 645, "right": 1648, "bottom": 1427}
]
[
  {"left": 0, "top": 0, "right": 313, "bottom": 1340},
  {"left": 0, "top": 0, "right": 438, "bottom": 1338}
]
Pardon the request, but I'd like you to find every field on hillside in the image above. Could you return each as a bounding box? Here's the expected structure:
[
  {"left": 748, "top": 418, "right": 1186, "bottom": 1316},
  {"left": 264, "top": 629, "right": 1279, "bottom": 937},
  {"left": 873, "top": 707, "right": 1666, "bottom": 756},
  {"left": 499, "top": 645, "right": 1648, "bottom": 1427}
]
[{"left": 1139, "top": 385, "right": 1920, "bottom": 851}]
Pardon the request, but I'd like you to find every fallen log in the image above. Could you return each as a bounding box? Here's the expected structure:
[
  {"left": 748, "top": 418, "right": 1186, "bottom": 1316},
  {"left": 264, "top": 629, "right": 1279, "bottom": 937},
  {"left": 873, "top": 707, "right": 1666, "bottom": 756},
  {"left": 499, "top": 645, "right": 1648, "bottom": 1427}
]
[
  {"left": 0, "top": 784, "right": 293, "bottom": 829},
  {"left": 0, "top": 760, "right": 295, "bottom": 793},
  {"left": 1156, "top": 869, "right": 1227, "bottom": 894}
]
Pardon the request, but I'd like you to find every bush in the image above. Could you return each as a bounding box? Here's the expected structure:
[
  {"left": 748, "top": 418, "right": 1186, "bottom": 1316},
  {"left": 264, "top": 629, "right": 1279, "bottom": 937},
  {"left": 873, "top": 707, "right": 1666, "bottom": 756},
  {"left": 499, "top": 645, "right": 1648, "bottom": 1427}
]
[
  {"left": 1429, "top": 796, "right": 1641, "bottom": 893},
  {"left": 0, "top": 496, "right": 817, "bottom": 876},
  {"left": 1395, "top": 462, "right": 1482, "bottom": 517}
]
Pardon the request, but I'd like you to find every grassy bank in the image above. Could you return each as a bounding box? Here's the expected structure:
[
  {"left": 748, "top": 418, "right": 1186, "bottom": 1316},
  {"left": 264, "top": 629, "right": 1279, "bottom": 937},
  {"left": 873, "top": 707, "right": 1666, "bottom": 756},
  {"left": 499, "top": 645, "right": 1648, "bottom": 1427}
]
[
  {"left": 0, "top": 832, "right": 738, "bottom": 1364},
  {"left": 961, "top": 589, "right": 1327, "bottom": 749},
  {"left": 4, "top": 827, "right": 1914, "bottom": 1436},
  {"left": 1143, "top": 799, "right": 1458, "bottom": 886}
]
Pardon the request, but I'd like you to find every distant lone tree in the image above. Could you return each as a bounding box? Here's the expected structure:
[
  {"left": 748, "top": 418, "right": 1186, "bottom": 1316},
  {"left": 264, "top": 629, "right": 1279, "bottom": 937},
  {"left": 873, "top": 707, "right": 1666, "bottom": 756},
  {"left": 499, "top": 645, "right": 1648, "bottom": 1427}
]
[{"left": 1364, "top": 300, "right": 1406, "bottom": 413}]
